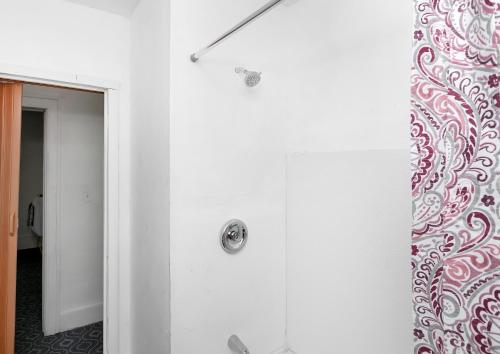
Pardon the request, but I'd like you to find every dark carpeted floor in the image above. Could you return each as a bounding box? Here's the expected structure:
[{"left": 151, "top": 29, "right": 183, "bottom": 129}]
[{"left": 15, "top": 249, "right": 103, "bottom": 354}]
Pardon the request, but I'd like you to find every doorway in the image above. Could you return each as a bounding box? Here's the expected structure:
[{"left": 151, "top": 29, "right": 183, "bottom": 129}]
[
  {"left": 0, "top": 74, "right": 121, "bottom": 354},
  {"left": 15, "top": 84, "right": 105, "bottom": 353}
]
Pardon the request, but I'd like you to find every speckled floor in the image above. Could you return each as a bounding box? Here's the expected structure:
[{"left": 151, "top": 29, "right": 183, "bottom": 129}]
[{"left": 15, "top": 249, "right": 103, "bottom": 354}]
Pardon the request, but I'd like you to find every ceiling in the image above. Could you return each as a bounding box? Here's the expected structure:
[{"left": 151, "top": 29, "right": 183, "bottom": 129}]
[{"left": 65, "top": 0, "right": 141, "bottom": 17}]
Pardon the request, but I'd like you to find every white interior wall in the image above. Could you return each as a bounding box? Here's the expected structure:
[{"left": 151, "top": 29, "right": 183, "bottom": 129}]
[
  {"left": 0, "top": 0, "right": 130, "bottom": 84},
  {"left": 23, "top": 84, "right": 105, "bottom": 331},
  {"left": 170, "top": 1, "right": 291, "bottom": 353},
  {"left": 0, "top": 1, "right": 132, "bottom": 351},
  {"left": 286, "top": 151, "right": 412, "bottom": 354},
  {"left": 130, "top": 0, "right": 171, "bottom": 353},
  {"left": 282, "top": 0, "right": 413, "bottom": 353},
  {"left": 57, "top": 88, "right": 104, "bottom": 330},
  {"left": 18, "top": 111, "right": 44, "bottom": 250},
  {"left": 171, "top": 0, "right": 413, "bottom": 353},
  {"left": 64, "top": 0, "right": 141, "bottom": 17},
  {"left": 281, "top": 0, "right": 412, "bottom": 152}
]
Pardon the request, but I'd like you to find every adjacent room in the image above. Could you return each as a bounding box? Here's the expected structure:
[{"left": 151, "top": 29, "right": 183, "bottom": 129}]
[{"left": 15, "top": 84, "right": 104, "bottom": 353}]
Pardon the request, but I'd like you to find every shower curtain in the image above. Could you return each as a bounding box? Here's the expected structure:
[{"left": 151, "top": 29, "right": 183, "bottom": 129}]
[{"left": 411, "top": 1, "right": 499, "bottom": 353}]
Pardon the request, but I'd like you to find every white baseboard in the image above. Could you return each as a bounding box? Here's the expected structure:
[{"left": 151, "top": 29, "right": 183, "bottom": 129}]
[
  {"left": 60, "top": 302, "right": 103, "bottom": 332},
  {"left": 17, "top": 233, "right": 39, "bottom": 250}
]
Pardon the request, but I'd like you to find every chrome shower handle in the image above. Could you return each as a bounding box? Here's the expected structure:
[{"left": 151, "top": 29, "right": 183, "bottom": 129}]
[
  {"left": 227, "top": 229, "right": 242, "bottom": 242},
  {"left": 220, "top": 219, "right": 248, "bottom": 254}
]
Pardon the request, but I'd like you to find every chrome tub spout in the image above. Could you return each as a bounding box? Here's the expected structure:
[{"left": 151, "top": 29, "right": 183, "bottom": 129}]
[{"left": 228, "top": 335, "right": 250, "bottom": 354}]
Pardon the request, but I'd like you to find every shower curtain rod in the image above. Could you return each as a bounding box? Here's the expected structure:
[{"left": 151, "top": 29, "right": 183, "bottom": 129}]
[{"left": 190, "top": 0, "right": 284, "bottom": 62}]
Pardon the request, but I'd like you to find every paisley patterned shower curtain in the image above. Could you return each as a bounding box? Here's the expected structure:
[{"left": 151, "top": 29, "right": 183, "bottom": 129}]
[{"left": 411, "top": 1, "right": 499, "bottom": 353}]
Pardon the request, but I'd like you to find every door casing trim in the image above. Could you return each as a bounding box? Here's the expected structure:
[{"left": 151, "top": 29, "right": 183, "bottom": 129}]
[
  {"left": 1, "top": 64, "right": 127, "bottom": 354},
  {"left": 22, "top": 96, "right": 61, "bottom": 335}
]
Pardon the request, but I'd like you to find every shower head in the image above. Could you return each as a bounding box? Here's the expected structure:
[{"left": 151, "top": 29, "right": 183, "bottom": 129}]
[{"left": 235, "top": 67, "right": 262, "bottom": 87}]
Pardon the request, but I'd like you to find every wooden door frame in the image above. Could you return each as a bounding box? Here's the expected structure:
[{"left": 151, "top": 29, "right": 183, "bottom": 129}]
[{"left": 0, "top": 65, "right": 126, "bottom": 354}]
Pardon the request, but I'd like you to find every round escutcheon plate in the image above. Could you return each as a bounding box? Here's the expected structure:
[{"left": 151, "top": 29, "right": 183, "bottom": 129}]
[{"left": 220, "top": 219, "right": 248, "bottom": 254}]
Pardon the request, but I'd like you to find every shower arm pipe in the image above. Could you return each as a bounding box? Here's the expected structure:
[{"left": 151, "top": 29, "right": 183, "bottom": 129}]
[{"left": 190, "top": 0, "right": 284, "bottom": 62}]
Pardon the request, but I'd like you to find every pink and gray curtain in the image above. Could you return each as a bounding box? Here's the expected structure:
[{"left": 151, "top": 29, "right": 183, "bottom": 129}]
[{"left": 411, "top": 1, "right": 499, "bottom": 353}]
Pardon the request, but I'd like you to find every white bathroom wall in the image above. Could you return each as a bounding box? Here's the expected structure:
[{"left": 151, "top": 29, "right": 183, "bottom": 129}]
[
  {"left": 0, "top": 1, "right": 132, "bottom": 350},
  {"left": 170, "top": 1, "right": 288, "bottom": 353},
  {"left": 18, "top": 111, "right": 44, "bottom": 250},
  {"left": 281, "top": 0, "right": 412, "bottom": 152},
  {"left": 57, "top": 88, "right": 104, "bottom": 330},
  {"left": 170, "top": 0, "right": 413, "bottom": 353},
  {"left": 23, "top": 84, "right": 105, "bottom": 330},
  {"left": 130, "top": 0, "right": 171, "bottom": 353},
  {"left": 287, "top": 151, "right": 412, "bottom": 354},
  {"left": 0, "top": 0, "right": 129, "bottom": 84},
  {"left": 282, "top": 0, "right": 413, "bottom": 353}
]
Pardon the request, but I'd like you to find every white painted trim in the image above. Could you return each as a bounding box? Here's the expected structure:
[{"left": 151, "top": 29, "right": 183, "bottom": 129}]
[
  {"left": 16, "top": 233, "right": 38, "bottom": 250},
  {"left": 22, "top": 96, "right": 61, "bottom": 335},
  {"left": 0, "top": 63, "right": 120, "bottom": 91},
  {"left": 61, "top": 302, "right": 104, "bottom": 331},
  {"left": 6, "top": 65, "right": 125, "bottom": 354},
  {"left": 104, "top": 88, "right": 120, "bottom": 354}
]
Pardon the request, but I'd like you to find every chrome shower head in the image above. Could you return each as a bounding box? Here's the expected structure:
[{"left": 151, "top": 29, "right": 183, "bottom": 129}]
[{"left": 235, "top": 67, "right": 262, "bottom": 87}]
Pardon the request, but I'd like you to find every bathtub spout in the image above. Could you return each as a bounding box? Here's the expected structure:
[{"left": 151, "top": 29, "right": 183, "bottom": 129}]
[{"left": 228, "top": 335, "right": 250, "bottom": 354}]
